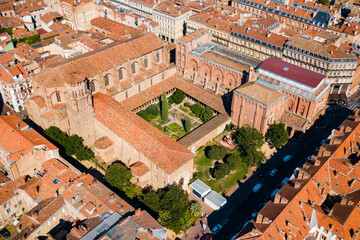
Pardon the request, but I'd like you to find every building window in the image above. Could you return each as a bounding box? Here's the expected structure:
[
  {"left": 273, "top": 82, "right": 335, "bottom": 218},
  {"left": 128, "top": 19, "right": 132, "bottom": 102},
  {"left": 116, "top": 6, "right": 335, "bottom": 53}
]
[
  {"left": 156, "top": 52, "right": 160, "bottom": 62},
  {"left": 118, "top": 68, "right": 123, "bottom": 80},
  {"left": 155, "top": 173, "right": 158, "bottom": 181},
  {"left": 56, "top": 91, "right": 61, "bottom": 102},
  {"left": 131, "top": 63, "right": 136, "bottom": 74},
  {"left": 104, "top": 74, "right": 109, "bottom": 86},
  {"left": 144, "top": 57, "right": 148, "bottom": 68}
]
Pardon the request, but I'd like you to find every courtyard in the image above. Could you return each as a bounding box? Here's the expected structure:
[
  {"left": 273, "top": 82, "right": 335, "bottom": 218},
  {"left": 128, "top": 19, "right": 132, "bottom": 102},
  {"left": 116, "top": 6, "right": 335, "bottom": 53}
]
[{"left": 137, "top": 90, "right": 216, "bottom": 140}]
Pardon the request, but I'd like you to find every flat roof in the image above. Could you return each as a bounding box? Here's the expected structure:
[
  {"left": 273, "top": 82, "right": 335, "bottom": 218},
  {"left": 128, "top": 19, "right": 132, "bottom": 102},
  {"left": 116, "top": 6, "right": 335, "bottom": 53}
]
[
  {"left": 204, "top": 191, "right": 227, "bottom": 208},
  {"left": 189, "top": 179, "right": 211, "bottom": 196},
  {"left": 258, "top": 57, "right": 326, "bottom": 88}
]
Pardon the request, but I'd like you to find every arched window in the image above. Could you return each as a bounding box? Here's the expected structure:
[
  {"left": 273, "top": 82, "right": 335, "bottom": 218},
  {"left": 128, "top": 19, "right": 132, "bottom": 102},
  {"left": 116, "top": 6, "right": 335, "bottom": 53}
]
[
  {"left": 118, "top": 68, "right": 123, "bottom": 80},
  {"left": 56, "top": 91, "right": 61, "bottom": 102},
  {"left": 131, "top": 63, "right": 136, "bottom": 74},
  {"left": 104, "top": 74, "right": 109, "bottom": 86}
]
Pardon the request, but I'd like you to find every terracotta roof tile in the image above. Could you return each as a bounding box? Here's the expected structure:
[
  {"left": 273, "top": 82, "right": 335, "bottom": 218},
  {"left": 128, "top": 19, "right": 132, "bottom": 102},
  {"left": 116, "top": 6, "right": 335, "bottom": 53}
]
[
  {"left": 130, "top": 162, "right": 150, "bottom": 177},
  {"left": 235, "top": 81, "right": 284, "bottom": 106},
  {"left": 93, "top": 92, "right": 194, "bottom": 174}
]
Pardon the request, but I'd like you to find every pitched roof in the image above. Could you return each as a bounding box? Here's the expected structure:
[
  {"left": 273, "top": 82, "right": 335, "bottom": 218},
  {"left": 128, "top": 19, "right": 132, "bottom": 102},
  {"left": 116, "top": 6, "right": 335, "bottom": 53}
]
[
  {"left": 235, "top": 81, "right": 284, "bottom": 106},
  {"left": 34, "top": 33, "right": 163, "bottom": 88},
  {"left": 93, "top": 92, "right": 194, "bottom": 174},
  {"left": 40, "top": 12, "right": 62, "bottom": 24},
  {"left": 258, "top": 57, "right": 326, "bottom": 88},
  {"left": 0, "top": 181, "right": 21, "bottom": 204},
  {"left": 0, "top": 116, "right": 57, "bottom": 161}
]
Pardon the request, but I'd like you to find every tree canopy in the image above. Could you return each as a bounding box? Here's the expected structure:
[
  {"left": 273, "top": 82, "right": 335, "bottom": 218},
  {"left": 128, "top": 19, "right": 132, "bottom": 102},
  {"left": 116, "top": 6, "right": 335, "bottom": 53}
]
[
  {"left": 184, "top": 117, "right": 192, "bottom": 133},
  {"left": 235, "top": 125, "right": 265, "bottom": 149},
  {"left": 225, "top": 155, "right": 242, "bottom": 170},
  {"left": 266, "top": 123, "right": 289, "bottom": 148},
  {"left": 159, "top": 185, "right": 189, "bottom": 233},
  {"left": 104, "top": 163, "right": 133, "bottom": 191},
  {"left": 213, "top": 163, "right": 230, "bottom": 179},
  {"left": 146, "top": 104, "right": 160, "bottom": 116},
  {"left": 161, "top": 91, "right": 169, "bottom": 122},
  {"left": 206, "top": 145, "right": 227, "bottom": 160},
  {"left": 169, "top": 89, "right": 185, "bottom": 104}
]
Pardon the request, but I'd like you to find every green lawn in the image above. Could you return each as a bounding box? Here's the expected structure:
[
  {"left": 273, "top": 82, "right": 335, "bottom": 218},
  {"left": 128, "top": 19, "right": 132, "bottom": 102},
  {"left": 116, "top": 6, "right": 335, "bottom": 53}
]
[{"left": 167, "top": 122, "right": 182, "bottom": 132}]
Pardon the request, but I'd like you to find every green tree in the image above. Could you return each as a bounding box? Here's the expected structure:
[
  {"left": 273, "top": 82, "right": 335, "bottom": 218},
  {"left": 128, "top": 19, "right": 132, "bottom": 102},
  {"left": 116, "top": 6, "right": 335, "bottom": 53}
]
[
  {"left": 124, "top": 185, "right": 143, "bottom": 199},
  {"left": 235, "top": 125, "right": 265, "bottom": 150},
  {"left": 225, "top": 155, "right": 242, "bottom": 170},
  {"left": 141, "top": 190, "right": 161, "bottom": 212},
  {"left": 206, "top": 145, "right": 227, "bottom": 160},
  {"left": 213, "top": 163, "right": 230, "bottom": 179},
  {"left": 200, "top": 106, "right": 213, "bottom": 122},
  {"left": 184, "top": 117, "right": 192, "bottom": 133},
  {"left": 104, "top": 163, "right": 132, "bottom": 191},
  {"left": 189, "top": 202, "right": 202, "bottom": 216},
  {"left": 190, "top": 104, "right": 203, "bottom": 117},
  {"left": 75, "top": 147, "right": 94, "bottom": 161},
  {"left": 161, "top": 91, "right": 168, "bottom": 122},
  {"left": 242, "top": 148, "right": 266, "bottom": 169},
  {"left": 159, "top": 185, "right": 189, "bottom": 233},
  {"left": 146, "top": 104, "right": 160, "bottom": 116},
  {"left": 170, "top": 89, "right": 185, "bottom": 104},
  {"left": 265, "top": 123, "right": 289, "bottom": 148}
]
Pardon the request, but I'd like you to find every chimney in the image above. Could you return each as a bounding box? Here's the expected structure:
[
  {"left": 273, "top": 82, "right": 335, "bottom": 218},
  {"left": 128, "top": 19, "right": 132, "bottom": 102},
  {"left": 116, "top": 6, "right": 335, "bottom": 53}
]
[
  {"left": 274, "top": 194, "right": 281, "bottom": 203},
  {"left": 135, "top": 208, "right": 142, "bottom": 215},
  {"left": 147, "top": 230, "right": 154, "bottom": 238},
  {"left": 314, "top": 159, "right": 321, "bottom": 166},
  {"left": 16, "top": 123, "right": 20, "bottom": 128},
  {"left": 266, "top": 33, "right": 272, "bottom": 38},
  {"left": 294, "top": 181, "right": 301, "bottom": 188},
  {"left": 327, "top": 208, "right": 333, "bottom": 216},
  {"left": 109, "top": 193, "right": 115, "bottom": 202}
]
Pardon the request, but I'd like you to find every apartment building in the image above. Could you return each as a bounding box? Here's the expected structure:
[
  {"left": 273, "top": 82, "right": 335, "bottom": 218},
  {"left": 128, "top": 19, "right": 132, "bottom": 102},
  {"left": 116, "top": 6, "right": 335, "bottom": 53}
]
[
  {"left": 230, "top": 18, "right": 288, "bottom": 60},
  {"left": 235, "top": 110, "right": 360, "bottom": 240},
  {"left": 0, "top": 53, "right": 33, "bottom": 112},
  {"left": 59, "top": 0, "right": 103, "bottom": 31},
  {"left": 0, "top": 116, "right": 59, "bottom": 180},
  {"left": 282, "top": 30, "right": 358, "bottom": 98},
  {"left": 187, "top": 14, "right": 287, "bottom": 61},
  {"left": 153, "top": 0, "right": 192, "bottom": 42},
  {"left": 231, "top": 0, "right": 341, "bottom": 33},
  {"left": 0, "top": 181, "right": 22, "bottom": 228}
]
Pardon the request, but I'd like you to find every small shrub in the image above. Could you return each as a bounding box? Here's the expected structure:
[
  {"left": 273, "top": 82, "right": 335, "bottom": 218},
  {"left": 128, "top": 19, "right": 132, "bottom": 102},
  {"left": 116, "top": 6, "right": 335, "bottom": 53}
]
[
  {"left": 200, "top": 106, "right": 213, "bottom": 122},
  {"left": 184, "top": 102, "right": 191, "bottom": 108}
]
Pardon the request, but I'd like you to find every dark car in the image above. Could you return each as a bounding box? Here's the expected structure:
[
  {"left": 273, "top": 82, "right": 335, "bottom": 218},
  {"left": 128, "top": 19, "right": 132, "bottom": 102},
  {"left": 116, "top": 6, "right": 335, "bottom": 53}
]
[
  {"left": 200, "top": 233, "right": 212, "bottom": 240},
  {"left": 0, "top": 228, "right": 11, "bottom": 239}
]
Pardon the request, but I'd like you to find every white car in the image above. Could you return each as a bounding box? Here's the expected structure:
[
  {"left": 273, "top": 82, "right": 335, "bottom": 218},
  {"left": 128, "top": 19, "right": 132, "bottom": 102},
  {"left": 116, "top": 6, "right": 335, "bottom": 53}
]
[
  {"left": 283, "top": 155, "right": 293, "bottom": 162},
  {"left": 211, "top": 224, "right": 223, "bottom": 235},
  {"left": 269, "top": 169, "right": 278, "bottom": 176}
]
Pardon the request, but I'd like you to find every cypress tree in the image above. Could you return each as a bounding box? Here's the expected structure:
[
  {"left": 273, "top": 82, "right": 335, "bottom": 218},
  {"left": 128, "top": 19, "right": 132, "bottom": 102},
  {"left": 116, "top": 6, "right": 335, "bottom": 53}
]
[
  {"left": 161, "top": 91, "right": 168, "bottom": 122},
  {"left": 185, "top": 116, "right": 191, "bottom": 133}
]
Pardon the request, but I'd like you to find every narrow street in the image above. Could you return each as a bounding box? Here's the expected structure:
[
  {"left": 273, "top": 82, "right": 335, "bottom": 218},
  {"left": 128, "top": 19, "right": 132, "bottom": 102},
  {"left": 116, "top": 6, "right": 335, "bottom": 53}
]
[{"left": 189, "top": 104, "right": 353, "bottom": 240}]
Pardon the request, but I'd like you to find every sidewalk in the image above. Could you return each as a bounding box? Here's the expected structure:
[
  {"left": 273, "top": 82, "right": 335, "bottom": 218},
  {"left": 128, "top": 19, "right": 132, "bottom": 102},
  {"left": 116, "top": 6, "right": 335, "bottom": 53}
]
[{"left": 182, "top": 216, "right": 211, "bottom": 240}]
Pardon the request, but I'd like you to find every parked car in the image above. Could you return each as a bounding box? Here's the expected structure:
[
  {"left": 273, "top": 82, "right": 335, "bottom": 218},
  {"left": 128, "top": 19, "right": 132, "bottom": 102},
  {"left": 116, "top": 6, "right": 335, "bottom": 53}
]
[
  {"left": 252, "top": 183, "right": 263, "bottom": 193},
  {"left": 283, "top": 155, "right": 293, "bottom": 162},
  {"left": 251, "top": 211, "right": 258, "bottom": 219},
  {"left": 0, "top": 228, "right": 10, "bottom": 239},
  {"left": 281, "top": 177, "right": 289, "bottom": 186},
  {"left": 211, "top": 225, "right": 223, "bottom": 235},
  {"left": 200, "top": 233, "right": 212, "bottom": 240},
  {"left": 269, "top": 169, "right": 278, "bottom": 176},
  {"left": 270, "top": 188, "right": 280, "bottom": 199}
]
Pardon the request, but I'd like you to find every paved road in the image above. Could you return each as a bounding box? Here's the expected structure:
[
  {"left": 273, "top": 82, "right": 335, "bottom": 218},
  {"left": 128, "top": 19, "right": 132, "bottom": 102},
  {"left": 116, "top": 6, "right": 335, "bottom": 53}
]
[{"left": 208, "top": 104, "right": 352, "bottom": 240}]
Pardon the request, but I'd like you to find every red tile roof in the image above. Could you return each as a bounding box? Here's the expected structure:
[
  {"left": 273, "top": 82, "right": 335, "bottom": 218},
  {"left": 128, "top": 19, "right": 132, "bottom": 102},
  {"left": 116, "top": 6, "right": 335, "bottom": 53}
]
[
  {"left": 93, "top": 92, "right": 194, "bottom": 174},
  {"left": 0, "top": 116, "right": 57, "bottom": 161},
  {"left": 259, "top": 57, "right": 326, "bottom": 88}
]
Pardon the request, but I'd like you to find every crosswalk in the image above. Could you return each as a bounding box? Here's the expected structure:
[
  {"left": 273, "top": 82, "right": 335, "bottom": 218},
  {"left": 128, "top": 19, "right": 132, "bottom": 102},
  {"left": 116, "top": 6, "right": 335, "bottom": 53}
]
[{"left": 347, "top": 101, "right": 359, "bottom": 111}]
